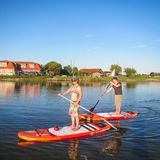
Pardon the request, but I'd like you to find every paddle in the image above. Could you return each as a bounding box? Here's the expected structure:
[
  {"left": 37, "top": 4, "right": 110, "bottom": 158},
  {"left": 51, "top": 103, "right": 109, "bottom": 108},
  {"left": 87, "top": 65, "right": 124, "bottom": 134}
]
[
  {"left": 89, "top": 83, "right": 110, "bottom": 112},
  {"left": 59, "top": 94, "right": 117, "bottom": 130},
  {"left": 89, "top": 69, "right": 115, "bottom": 112}
]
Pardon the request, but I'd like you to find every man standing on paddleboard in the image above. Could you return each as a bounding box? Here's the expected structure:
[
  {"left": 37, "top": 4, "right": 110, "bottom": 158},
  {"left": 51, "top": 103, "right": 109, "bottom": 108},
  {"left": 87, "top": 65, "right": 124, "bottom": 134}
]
[
  {"left": 105, "top": 77, "right": 122, "bottom": 115},
  {"left": 58, "top": 76, "right": 83, "bottom": 131}
]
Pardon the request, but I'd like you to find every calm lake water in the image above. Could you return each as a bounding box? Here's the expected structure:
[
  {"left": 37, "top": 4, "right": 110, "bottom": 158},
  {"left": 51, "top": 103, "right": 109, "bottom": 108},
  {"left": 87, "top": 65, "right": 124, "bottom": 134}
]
[{"left": 0, "top": 81, "right": 160, "bottom": 160}]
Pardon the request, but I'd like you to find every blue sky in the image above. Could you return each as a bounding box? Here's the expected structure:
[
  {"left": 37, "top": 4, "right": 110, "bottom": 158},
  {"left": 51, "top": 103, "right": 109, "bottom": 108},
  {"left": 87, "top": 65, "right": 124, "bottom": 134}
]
[{"left": 0, "top": 0, "right": 160, "bottom": 73}]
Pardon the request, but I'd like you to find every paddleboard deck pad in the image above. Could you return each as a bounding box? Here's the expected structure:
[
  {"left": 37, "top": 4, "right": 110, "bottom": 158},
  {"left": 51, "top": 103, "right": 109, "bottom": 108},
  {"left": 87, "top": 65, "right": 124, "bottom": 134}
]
[
  {"left": 18, "top": 122, "right": 111, "bottom": 142},
  {"left": 79, "top": 111, "right": 138, "bottom": 121}
]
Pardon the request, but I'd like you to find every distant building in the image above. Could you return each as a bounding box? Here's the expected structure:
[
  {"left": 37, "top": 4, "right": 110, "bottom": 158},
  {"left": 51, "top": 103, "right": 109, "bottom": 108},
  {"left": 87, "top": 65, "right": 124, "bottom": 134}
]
[
  {"left": 0, "top": 60, "right": 16, "bottom": 75},
  {"left": 79, "top": 68, "right": 104, "bottom": 78},
  {"left": 0, "top": 60, "right": 42, "bottom": 75},
  {"left": 14, "top": 61, "right": 42, "bottom": 74},
  {"left": 103, "top": 71, "right": 111, "bottom": 77}
]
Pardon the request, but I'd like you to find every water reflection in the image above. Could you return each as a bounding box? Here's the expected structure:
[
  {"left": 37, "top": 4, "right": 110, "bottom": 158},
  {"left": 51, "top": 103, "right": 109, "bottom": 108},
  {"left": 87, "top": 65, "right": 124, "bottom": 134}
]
[
  {"left": 0, "top": 81, "right": 41, "bottom": 98},
  {"left": 18, "top": 139, "right": 88, "bottom": 160},
  {"left": 0, "top": 81, "right": 15, "bottom": 97},
  {"left": 67, "top": 121, "right": 127, "bottom": 160},
  {"left": 61, "top": 82, "right": 70, "bottom": 87},
  {"left": 68, "top": 139, "right": 79, "bottom": 160},
  {"left": 102, "top": 121, "right": 126, "bottom": 157},
  {"left": 20, "top": 83, "right": 41, "bottom": 98},
  {"left": 126, "top": 82, "right": 138, "bottom": 89},
  {"left": 0, "top": 81, "right": 63, "bottom": 100},
  {"left": 0, "top": 81, "right": 109, "bottom": 102},
  {"left": 17, "top": 141, "right": 37, "bottom": 147},
  {"left": 45, "top": 82, "right": 62, "bottom": 92},
  {"left": 1, "top": 81, "right": 160, "bottom": 160},
  {"left": 80, "top": 81, "right": 107, "bottom": 87}
]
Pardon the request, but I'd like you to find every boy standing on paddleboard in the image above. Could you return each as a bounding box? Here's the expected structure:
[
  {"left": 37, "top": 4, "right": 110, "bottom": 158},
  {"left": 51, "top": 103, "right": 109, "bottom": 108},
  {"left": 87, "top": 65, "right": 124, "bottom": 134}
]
[
  {"left": 105, "top": 77, "right": 122, "bottom": 115},
  {"left": 58, "top": 76, "right": 83, "bottom": 131}
]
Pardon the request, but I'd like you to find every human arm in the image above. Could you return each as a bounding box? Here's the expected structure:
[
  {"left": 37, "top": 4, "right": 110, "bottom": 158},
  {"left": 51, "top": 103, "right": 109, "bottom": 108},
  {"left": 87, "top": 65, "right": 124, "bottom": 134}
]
[
  {"left": 75, "top": 87, "right": 83, "bottom": 105},
  {"left": 104, "top": 86, "right": 113, "bottom": 95},
  {"left": 110, "top": 81, "right": 121, "bottom": 88},
  {"left": 58, "top": 87, "right": 71, "bottom": 96}
]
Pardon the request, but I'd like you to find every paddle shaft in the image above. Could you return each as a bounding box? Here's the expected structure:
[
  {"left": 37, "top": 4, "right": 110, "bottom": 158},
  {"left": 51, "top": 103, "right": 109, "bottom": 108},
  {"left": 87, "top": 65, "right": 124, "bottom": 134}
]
[
  {"left": 89, "top": 83, "right": 111, "bottom": 112},
  {"left": 59, "top": 94, "right": 117, "bottom": 130}
]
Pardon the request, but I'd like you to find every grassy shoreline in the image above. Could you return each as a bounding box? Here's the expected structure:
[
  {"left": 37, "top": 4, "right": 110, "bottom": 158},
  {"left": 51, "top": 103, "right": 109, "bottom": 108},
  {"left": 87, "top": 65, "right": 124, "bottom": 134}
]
[{"left": 0, "top": 75, "right": 160, "bottom": 82}]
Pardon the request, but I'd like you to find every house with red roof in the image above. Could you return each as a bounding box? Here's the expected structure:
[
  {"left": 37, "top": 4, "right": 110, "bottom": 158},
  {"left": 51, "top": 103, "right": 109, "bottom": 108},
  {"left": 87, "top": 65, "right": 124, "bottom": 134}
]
[
  {"left": 79, "top": 68, "right": 104, "bottom": 77},
  {"left": 0, "top": 60, "right": 16, "bottom": 75},
  {"left": 0, "top": 60, "right": 42, "bottom": 75},
  {"left": 14, "top": 61, "right": 42, "bottom": 73}
]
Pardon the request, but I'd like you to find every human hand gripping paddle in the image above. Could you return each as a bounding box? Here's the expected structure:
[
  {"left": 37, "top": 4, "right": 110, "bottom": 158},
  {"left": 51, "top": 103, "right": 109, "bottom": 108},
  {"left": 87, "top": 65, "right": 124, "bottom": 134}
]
[{"left": 59, "top": 94, "right": 117, "bottom": 130}]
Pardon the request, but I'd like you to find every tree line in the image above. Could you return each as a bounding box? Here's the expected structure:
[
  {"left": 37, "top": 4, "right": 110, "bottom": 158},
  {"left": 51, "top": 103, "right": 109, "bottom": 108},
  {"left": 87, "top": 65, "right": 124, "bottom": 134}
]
[
  {"left": 110, "top": 64, "right": 137, "bottom": 77},
  {"left": 43, "top": 61, "right": 78, "bottom": 76},
  {"left": 43, "top": 61, "right": 137, "bottom": 77}
]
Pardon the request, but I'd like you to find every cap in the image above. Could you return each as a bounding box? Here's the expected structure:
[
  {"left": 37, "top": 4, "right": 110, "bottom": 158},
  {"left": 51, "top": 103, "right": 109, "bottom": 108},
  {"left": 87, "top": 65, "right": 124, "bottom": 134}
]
[
  {"left": 72, "top": 76, "right": 79, "bottom": 82},
  {"left": 112, "top": 76, "right": 118, "bottom": 81}
]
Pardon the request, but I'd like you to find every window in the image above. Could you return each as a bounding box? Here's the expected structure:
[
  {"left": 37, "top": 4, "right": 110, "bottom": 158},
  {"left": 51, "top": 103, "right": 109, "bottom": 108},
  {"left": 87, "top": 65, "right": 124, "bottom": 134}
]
[
  {"left": 0, "top": 62, "right": 7, "bottom": 67},
  {"left": 29, "top": 64, "right": 35, "bottom": 68},
  {"left": 21, "top": 64, "right": 26, "bottom": 68}
]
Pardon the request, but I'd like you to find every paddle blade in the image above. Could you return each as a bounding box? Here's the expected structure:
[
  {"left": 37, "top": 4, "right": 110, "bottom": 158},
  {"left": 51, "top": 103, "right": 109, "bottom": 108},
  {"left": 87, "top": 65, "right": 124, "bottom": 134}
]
[
  {"left": 110, "top": 69, "right": 115, "bottom": 77},
  {"left": 89, "top": 107, "right": 95, "bottom": 112},
  {"left": 89, "top": 100, "right": 100, "bottom": 112}
]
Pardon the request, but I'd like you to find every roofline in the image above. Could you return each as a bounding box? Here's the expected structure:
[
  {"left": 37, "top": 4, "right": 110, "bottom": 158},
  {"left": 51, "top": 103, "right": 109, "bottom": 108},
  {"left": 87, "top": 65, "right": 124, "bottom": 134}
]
[
  {"left": 0, "top": 60, "right": 40, "bottom": 65},
  {"left": 14, "top": 61, "right": 41, "bottom": 65}
]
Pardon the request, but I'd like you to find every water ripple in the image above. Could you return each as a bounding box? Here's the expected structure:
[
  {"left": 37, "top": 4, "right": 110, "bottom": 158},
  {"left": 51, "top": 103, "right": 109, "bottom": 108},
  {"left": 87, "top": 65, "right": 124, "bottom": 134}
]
[{"left": 0, "top": 82, "right": 160, "bottom": 160}]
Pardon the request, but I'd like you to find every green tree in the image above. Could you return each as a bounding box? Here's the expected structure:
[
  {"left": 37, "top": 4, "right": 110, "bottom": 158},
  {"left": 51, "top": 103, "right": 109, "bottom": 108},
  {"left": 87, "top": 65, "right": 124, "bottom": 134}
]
[
  {"left": 72, "top": 67, "right": 79, "bottom": 75},
  {"left": 150, "top": 72, "right": 155, "bottom": 77},
  {"left": 44, "top": 61, "right": 62, "bottom": 76},
  {"left": 64, "top": 65, "right": 73, "bottom": 76},
  {"left": 78, "top": 71, "right": 86, "bottom": 76},
  {"left": 124, "top": 67, "right": 137, "bottom": 77},
  {"left": 110, "top": 64, "right": 122, "bottom": 76}
]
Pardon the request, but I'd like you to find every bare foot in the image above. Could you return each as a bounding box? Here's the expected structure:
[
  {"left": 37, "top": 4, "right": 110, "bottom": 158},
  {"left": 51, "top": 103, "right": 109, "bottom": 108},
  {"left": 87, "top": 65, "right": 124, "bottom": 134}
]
[
  {"left": 114, "top": 112, "right": 120, "bottom": 115},
  {"left": 69, "top": 125, "right": 75, "bottom": 129},
  {"left": 72, "top": 127, "right": 80, "bottom": 131}
]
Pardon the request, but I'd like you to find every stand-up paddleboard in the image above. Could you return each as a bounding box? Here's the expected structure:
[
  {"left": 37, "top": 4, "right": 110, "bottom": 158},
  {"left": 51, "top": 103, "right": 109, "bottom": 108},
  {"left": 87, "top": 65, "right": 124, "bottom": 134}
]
[
  {"left": 18, "top": 122, "right": 111, "bottom": 142},
  {"left": 79, "top": 111, "right": 138, "bottom": 121}
]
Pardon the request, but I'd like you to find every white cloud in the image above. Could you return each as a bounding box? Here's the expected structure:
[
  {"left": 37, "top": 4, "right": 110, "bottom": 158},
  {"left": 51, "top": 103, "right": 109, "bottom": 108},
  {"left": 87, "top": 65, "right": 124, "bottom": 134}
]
[
  {"left": 83, "top": 34, "right": 94, "bottom": 38},
  {"left": 130, "top": 44, "right": 147, "bottom": 49}
]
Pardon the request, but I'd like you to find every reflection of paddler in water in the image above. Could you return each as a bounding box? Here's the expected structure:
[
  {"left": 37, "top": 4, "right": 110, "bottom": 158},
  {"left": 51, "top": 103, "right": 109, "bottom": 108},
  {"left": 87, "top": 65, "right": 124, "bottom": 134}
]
[
  {"left": 102, "top": 121, "right": 125, "bottom": 157},
  {"left": 68, "top": 139, "right": 89, "bottom": 160},
  {"left": 68, "top": 139, "right": 79, "bottom": 160}
]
